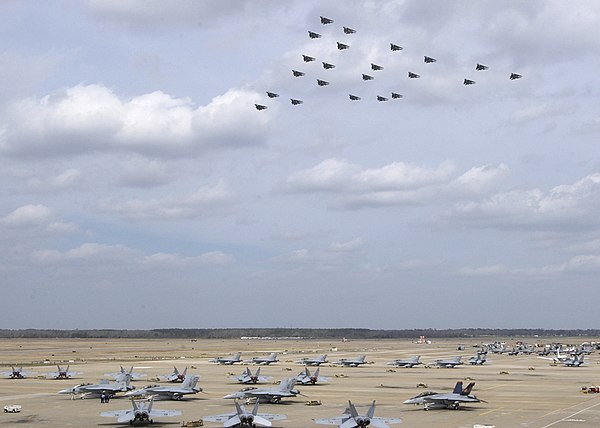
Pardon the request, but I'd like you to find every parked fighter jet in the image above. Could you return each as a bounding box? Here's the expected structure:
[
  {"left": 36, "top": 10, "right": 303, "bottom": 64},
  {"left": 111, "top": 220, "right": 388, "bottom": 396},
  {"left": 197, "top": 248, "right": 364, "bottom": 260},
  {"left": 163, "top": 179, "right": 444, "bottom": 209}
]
[
  {"left": 161, "top": 366, "right": 187, "bottom": 382},
  {"left": 337, "top": 42, "right": 350, "bottom": 50},
  {"left": 387, "top": 356, "right": 421, "bottom": 368},
  {"left": 430, "top": 356, "right": 463, "bottom": 368},
  {"left": 204, "top": 400, "right": 287, "bottom": 427},
  {"left": 362, "top": 74, "right": 374, "bottom": 80},
  {"left": 322, "top": 62, "right": 335, "bottom": 69},
  {"left": 463, "top": 79, "right": 475, "bottom": 85},
  {"left": 408, "top": 72, "right": 420, "bottom": 78},
  {"left": 403, "top": 381, "right": 484, "bottom": 410},
  {"left": 58, "top": 377, "right": 133, "bottom": 399},
  {"left": 424, "top": 56, "right": 437, "bottom": 63},
  {"left": 2, "top": 366, "right": 37, "bottom": 379},
  {"left": 377, "top": 96, "right": 388, "bottom": 102},
  {"left": 349, "top": 94, "right": 361, "bottom": 101},
  {"left": 266, "top": 92, "right": 279, "bottom": 98},
  {"left": 317, "top": 79, "right": 330, "bottom": 86},
  {"left": 290, "top": 99, "right": 303, "bottom": 105},
  {"left": 468, "top": 353, "right": 488, "bottom": 365},
  {"left": 125, "top": 375, "right": 201, "bottom": 400},
  {"left": 320, "top": 16, "right": 334, "bottom": 24},
  {"left": 255, "top": 104, "right": 267, "bottom": 111},
  {"left": 231, "top": 367, "right": 272, "bottom": 384},
  {"left": 476, "top": 63, "right": 488, "bottom": 71},
  {"left": 371, "top": 63, "right": 384, "bottom": 71},
  {"left": 343, "top": 26, "right": 356, "bottom": 34},
  {"left": 223, "top": 378, "right": 299, "bottom": 403},
  {"left": 539, "top": 348, "right": 572, "bottom": 364},
  {"left": 46, "top": 365, "right": 82, "bottom": 380},
  {"left": 391, "top": 92, "right": 403, "bottom": 99},
  {"left": 296, "top": 354, "right": 328, "bottom": 366},
  {"left": 390, "top": 43, "right": 403, "bottom": 51},
  {"left": 308, "top": 31, "right": 322, "bottom": 39},
  {"left": 105, "top": 366, "right": 145, "bottom": 381},
  {"left": 246, "top": 353, "right": 279, "bottom": 365},
  {"left": 314, "top": 400, "right": 402, "bottom": 428},
  {"left": 210, "top": 352, "right": 242, "bottom": 365},
  {"left": 100, "top": 397, "right": 181, "bottom": 425},
  {"left": 334, "top": 355, "right": 367, "bottom": 367},
  {"left": 292, "top": 70, "right": 305, "bottom": 77},
  {"left": 563, "top": 354, "right": 585, "bottom": 367},
  {"left": 303, "top": 55, "right": 316, "bottom": 62},
  {"left": 510, "top": 73, "right": 522, "bottom": 80},
  {"left": 296, "top": 367, "right": 330, "bottom": 385}
]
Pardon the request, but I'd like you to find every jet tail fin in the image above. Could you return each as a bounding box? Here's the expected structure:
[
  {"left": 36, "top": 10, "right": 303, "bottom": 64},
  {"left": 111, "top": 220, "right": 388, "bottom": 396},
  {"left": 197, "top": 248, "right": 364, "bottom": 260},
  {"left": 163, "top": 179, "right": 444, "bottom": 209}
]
[
  {"left": 452, "top": 381, "right": 464, "bottom": 394},
  {"left": 462, "top": 382, "right": 475, "bottom": 395},
  {"left": 366, "top": 400, "right": 376, "bottom": 418}
]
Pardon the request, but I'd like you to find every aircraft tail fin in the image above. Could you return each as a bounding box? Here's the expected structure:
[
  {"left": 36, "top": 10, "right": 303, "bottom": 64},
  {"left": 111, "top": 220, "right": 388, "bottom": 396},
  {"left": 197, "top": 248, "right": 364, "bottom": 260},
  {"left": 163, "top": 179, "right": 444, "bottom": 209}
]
[
  {"left": 314, "top": 367, "right": 320, "bottom": 378},
  {"left": 233, "top": 352, "right": 241, "bottom": 361},
  {"left": 366, "top": 400, "right": 376, "bottom": 418},
  {"left": 255, "top": 367, "right": 261, "bottom": 377},
  {"left": 452, "top": 381, "right": 464, "bottom": 394},
  {"left": 251, "top": 400, "right": 260, "bottom": 416},
  {"left": 182, "top": 367, "right": 188, "bottom": 376},
  {"left": 234, "top": 399, "right": 244, "bottom": 416},
  {"left": 462, "top": 382, "right": 475, "bottom": 395},
  {"left": 348, "top": 401, "right": 359, "bottom": 418}
]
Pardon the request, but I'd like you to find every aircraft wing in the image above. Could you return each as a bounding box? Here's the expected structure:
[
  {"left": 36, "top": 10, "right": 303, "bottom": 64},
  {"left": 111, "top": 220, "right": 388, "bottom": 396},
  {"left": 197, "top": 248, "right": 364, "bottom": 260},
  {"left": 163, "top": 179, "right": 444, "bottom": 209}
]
[
  {"left": 314, "top": 417, "right": 344, "bottom": 425},
  {"left": 258, "top": 413, "right": 287, "bottom": 421},
  {"left": 150, "top": 409, "right": 182, "bottom": 417},
  {"left": 203, "top": 413, "right": 235, "bottom": 423},
  {"left": 100, "top": 410, "right": 134, "bottom": 423}
]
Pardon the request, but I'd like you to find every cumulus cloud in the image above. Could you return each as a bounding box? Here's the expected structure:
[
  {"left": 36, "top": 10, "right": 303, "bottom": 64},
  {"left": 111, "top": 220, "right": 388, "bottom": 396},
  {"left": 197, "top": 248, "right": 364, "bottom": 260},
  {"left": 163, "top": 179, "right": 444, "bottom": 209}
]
[
  {"left": 0, "top": 204, "right": 78, "bottom": 234},
  {"left": 0, "top": 84, "right": 269, "bottom": 158}
]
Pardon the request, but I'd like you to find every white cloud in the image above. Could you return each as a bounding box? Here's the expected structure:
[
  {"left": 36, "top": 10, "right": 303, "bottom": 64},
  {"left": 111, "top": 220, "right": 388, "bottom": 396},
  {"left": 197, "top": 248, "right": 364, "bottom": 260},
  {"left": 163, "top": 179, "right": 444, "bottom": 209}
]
[{"left": 1, "top": 204, "right": 53, "bottom": 227}]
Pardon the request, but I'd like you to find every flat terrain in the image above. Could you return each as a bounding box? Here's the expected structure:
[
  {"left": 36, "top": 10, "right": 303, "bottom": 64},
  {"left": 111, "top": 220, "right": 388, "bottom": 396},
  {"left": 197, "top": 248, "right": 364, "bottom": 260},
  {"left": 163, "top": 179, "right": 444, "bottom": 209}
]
[{"left": 1, "top": 337, "right": 600, "bottom": 427}]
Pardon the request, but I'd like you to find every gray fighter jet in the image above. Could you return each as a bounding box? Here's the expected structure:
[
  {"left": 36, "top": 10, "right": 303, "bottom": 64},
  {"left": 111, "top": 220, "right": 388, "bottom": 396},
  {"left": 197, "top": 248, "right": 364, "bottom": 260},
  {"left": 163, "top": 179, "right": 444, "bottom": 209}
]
[
  {"left": 124, "top": 375, "right": 201, "bottom": 400},
  {"left": 468, "top": 353, "right": 488, "bottom": 365},
  {"left": 510, "top": 73, "right": 522, "bottom": 80},
  {"left": 320, "top": 16, "right": 334, "bottom": 25},
  {"left": 430, "top": 356, "right": 463, "bottom": 368},
  {"left": 296, "top": 354, "right": 328, "bottom": 366},
  {"left": 377, "top": 95, "right": 388, "bottom": 102},
  {"left": 266, "top": 92, "right": 279, "bottom": 98},
  {"left": 322, "top": 62, "right": 336, "bottom": 69},
  {"left": 161, "top": 366, "right": 188, "bottom": 382},
  {"left": 210, "top": 352, "right": 243, "bottom": 365},
  {"left": 337, "top": 42, "right": 350, "bottom": 50},
  {"left": 58, "top": 376, "right": 133, "bottom": 399},
  {"left": 308, "top": 31, "right": 322, "bottom": 39},
  {"left": 424, "top": 56, "right": 437, "bottom": 63},
  {"left": 343, "top": 27, "right": 356, "bottom": 34},
  {"left": 245, "top": 352, "right": 279, "bottom": 365},
  {"left": 204, "top": 400, "right": 287, "bottom": 427},
  {"left": 290, "top": 99, "right": 303, "bottom": 105},
  {"left": 476, "top": 63, "right": 488, "bottom": 71},
  {"left": 303, "top": 55, "right": 316, "bottom": 62},
  {"left": 371, "top": 63, "right": 384, "bottom": 71},
  {"left": 403, "top": 381, "right": 484, "bottom": 410},
  {"left": 463, "top": 79, "right": 475, "bottom": 85},
  {"left": 563, "top": 354, "right": 585, "bottom": 367},
  {"left": 2, "top": 366, "right": 37, "bottom": 379},
  {"left": 387, "top": 356, "right": 421, "bottom": 368},
  {"left": 292, "top": 70, "right": 306, "bottom": 77},
  {"left": 295, "top": 367, "right": 331, "bottom": 385},
  {"left": 408, "top": 72, "right": 420, "bottom": 78},
  {"left": 223, "top": 378, "right": 299, "bottom": 404},
  {"left": 255, "top": 104, "right": 267, "bottom": 111},
  {"left": 334, "top": 355, "right": 367, "bottom": 367},
  {"left": 362, "top": 74, "right": 374, "bottom": 81},
  {"left": 314, "top": 400, "right": 402, "bottom": 427},
  {"left": 349, "top": 94, "right": 361, "bottom": 101},
  {"left": 104, "top": 366, "right": 146, "bottom": 381},
  {"left": 391, "top": 92, "right": 403, "bottom": 99},
  {"left": 46, "top": 365, "right": 82, "bottom": 380},
  {"left": 231, "top": 367, "right": 272, "bottom": 384},
  {"left": 100, "top": 397, "right": 181, "bottom": 425},
  {"left": 390, "top": 43, "right": 403, "bottom": 51}
]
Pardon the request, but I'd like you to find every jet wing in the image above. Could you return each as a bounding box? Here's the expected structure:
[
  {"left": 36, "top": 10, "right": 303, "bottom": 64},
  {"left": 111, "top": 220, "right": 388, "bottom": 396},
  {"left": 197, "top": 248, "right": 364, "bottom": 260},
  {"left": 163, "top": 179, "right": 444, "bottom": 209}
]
[
  {"left": 314, "top": 417, "right": 344, "bottom": 425},
  {"left": 203, "top": 413, "right": 235, "bottom": 423},
  {"left": 150, "top": 409, "right": 182, "bottom": 417}
]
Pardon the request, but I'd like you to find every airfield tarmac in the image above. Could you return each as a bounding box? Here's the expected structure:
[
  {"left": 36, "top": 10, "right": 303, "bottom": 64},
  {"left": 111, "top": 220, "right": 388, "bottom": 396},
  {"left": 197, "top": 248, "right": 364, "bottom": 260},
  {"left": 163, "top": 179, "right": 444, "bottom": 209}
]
[{"left": 1, "top": 337, "right": 600, "bottom": 427}]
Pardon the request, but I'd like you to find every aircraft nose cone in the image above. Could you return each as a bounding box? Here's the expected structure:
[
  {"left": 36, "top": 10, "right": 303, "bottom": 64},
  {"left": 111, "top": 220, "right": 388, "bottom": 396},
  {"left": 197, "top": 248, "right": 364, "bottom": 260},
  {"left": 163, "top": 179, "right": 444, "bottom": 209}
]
[{"left": 223, "top": 392, "right": 241, "bottom": 399}]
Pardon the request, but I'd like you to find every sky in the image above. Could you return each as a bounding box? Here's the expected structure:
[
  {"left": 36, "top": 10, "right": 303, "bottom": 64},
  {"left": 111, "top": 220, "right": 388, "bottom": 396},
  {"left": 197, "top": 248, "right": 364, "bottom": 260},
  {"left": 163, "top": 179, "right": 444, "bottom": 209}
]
[{"left": 1, "top": 0, "right": 600, "bottom": 330}]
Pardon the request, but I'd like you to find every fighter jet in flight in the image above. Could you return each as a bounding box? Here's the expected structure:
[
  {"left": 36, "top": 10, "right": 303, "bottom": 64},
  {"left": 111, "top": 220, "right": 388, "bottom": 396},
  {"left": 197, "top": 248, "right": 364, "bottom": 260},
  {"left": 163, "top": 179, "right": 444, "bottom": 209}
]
[
  {"left": 343, "top": 26, "right": 356, "bottom": 34},
  {"left": 317, "top": 79, "right": 330, "bottom": 86},
  {"left": 371, "top": 63, "right": 384, "bottom": 71},
  {"left": 100, "top": 398, "right": 181, "bottom": 425},
  {"left": 377, "top": 96, "right": 388, "bottom": 102},
  {"left": 231, "top": 367, "right": 272, "bottom": 384},
  {"left": 2, "top": 366, "right": 37, "bottom": 379},
  {"left": 295, "top": 367, "right": 331, "bottom": 385},
  {"left": 296, "top": 354, "right": 328, "bottom": 366},
  {"left": 337, "top": 42, "right": 350, "bottom": 50},
  {"left": 463, "top": 79, "right": 475, "bottom": 85},
  {"left": 308, "top": 31, "right": 322, "bottom": 39},
  {"left": 204, "top": 400, "right": 287, "bottom": 427},
  {"left": 403, "top": 381, "right": 484, "bottom": 410},
  {"left": 476, "top": 63, "right": 489, "bottom": 71},
  {"left": 390, "top": 43, "right": 403, "bottom": 51},
  {"left": 290, "top": 99, "right": 303, "bottom": 105},
  {"left": 322, "top": 62, "right": 335, "bottom": 69},
  {"left": 408, "top": 72, "right": 420, "bottom": 78},
  {"left": 210, "top": 352, "right": 243, "bottom": 365},
  {"left": 314, "top": 400, "right": 402, "bottom": 428},
  {"left": 266, "top": 91, "right": 279, "bottom": 98},
  {"left": 161, "top": 366, "right": 188, "bottom": 382},
  {"left": 391, "top": 92, "right": 403, "bottom": 99},
  {"left": 334, "top": 355, "right": 368, "bottom": 367},
  {"left": 46, "top": 365, "right": 82, "bottom": 380},
  {"left": 387, "top": 356, "right": 421, "bottom": 368},
  {"left": 349, "top": 94, "right": 361, "bottom": 101},
  {"left": 292, "top": 70, "right": 305, "bottom": 77},
  {"left": 510, "top": 73, "right": 522, "bottom": 80},
  {"left": 424, "top": 56, "right": 437, "bottom": 63},
  {"left": 362, "top": 74, "right": 374, "bottom": 80},
  {"left": 255, "top": 104, "right": 267, "bottom": 111},
  {"left": 246, "top": 352, "right": 279, "bottom": 365},
  {"left": 224, "top": 378, "right": 299, "bottom": 404},
  {"left": 303, "top": 55, "right": 316, "bottom": 62},
  {"left": 320, "top": 16, "right": 334, "bottom": 24},
  {"left": 124, "top": 375, "right": 201, "bottom": 400}
]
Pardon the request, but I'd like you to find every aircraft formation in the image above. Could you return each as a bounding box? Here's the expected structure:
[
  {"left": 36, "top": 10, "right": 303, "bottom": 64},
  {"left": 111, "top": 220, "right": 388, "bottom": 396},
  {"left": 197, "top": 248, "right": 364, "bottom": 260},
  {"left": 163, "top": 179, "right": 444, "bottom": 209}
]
[{"left": 255, "top": 15, "right": 523, "bottom": 111}]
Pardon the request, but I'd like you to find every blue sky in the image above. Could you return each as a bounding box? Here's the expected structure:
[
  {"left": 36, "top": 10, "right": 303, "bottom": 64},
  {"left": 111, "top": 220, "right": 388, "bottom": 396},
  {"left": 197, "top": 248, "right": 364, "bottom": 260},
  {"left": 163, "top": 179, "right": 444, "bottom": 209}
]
[{"left": 1, "top": 0, "right": 600, "bottom": 329}]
